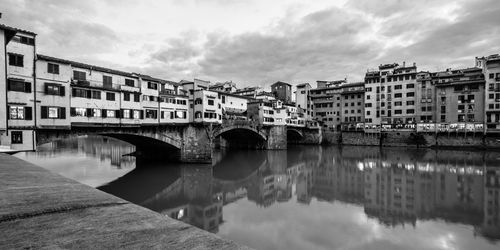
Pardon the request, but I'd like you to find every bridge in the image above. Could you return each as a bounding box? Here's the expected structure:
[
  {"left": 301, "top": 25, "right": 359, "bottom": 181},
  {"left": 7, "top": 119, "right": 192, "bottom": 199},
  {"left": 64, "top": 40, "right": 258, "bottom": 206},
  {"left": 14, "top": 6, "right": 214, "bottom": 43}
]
[{"left": 36, "top": 120, "right": 322, "bottom": 163}]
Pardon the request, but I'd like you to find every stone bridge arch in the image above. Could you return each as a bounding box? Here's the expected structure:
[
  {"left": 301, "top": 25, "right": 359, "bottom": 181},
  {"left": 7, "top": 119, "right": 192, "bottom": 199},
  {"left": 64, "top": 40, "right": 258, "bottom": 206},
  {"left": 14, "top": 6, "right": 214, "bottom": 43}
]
[
  {"left": 35, "top": 127, "right": 184, "bottom": 162},
  {"left": 286, "top": 128, "right": 304, "bottom": 138},
  {"left": 213, "top": 125, "right": 267, "bottom": 141}
]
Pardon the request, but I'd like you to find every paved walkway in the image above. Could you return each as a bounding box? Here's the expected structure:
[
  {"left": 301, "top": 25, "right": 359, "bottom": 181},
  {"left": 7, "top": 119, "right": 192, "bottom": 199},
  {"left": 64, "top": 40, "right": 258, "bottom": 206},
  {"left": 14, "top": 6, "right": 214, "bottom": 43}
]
[{"left": 0, "top": 154, "right": 251, "bottom": 249}]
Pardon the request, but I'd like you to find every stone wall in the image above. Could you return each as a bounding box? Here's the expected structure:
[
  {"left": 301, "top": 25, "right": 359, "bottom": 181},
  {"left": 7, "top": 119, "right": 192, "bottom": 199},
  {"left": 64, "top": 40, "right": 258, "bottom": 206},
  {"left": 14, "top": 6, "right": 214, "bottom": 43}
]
[
  {"left": 322, "top": 131, "right": 341, "bottom": 144},
  {"left": 342, "top": 132, "right": 380, "bottom": 146},
  {"left": 266, "top": 125, "right": 287, "bottom": 149},
  {"left": 299, "top": 129, "right": 322, "bottom": 144},
  {"left": 181, "top": 125, "right": 212, "bottom": 163},
  {"left": 320, "top": 129, "right": 500, "bottom": 149}
]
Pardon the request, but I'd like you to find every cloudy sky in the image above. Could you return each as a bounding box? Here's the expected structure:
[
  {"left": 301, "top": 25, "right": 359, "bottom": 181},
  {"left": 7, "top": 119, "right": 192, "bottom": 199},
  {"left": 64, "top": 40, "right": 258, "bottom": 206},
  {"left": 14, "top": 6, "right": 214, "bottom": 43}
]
[{"left": 2, "top": 0, "right": 499, "bottom": 88}]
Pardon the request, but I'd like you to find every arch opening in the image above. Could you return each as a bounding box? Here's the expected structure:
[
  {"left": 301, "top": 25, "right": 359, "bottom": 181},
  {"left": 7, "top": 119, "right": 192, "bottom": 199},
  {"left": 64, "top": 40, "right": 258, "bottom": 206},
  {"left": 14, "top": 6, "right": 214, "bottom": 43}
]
[
  {"left": 36, "top": 130, "right": 181, "bottom": 161},
  {"left": 216, "top": 128, "right": 266, "bottom": 149},
  {"left": 287, "top": 129, "right": 303, "bottom": 144}
]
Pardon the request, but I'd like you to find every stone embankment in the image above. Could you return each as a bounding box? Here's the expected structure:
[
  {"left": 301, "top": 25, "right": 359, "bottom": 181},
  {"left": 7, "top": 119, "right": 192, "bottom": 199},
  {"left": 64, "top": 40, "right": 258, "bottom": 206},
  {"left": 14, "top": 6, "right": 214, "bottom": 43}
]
[{"left": 322, "top": 130, "right": 500, "bottom": 149}]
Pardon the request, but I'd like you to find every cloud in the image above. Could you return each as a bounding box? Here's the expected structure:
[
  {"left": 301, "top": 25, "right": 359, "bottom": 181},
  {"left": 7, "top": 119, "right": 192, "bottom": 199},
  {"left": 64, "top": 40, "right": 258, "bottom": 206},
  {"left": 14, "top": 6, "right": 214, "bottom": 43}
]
[{"left": 1, "top": 0, "right": 499, "bottom": 88}]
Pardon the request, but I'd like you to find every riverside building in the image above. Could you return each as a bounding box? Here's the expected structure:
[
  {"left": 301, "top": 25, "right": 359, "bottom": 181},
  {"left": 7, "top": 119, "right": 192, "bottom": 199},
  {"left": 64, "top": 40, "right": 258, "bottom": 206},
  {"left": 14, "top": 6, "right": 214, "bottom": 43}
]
[
  {"left": 364, "top": 62, "right": 418, "bottom": 131},
  {"left": 310, "top": 80, "right": 344, "bottom": 130},
  {"left": 2, "top": 24, "right": 37, "bottom": 150},
  {"left": 340, "top": 82, "right": 365, "bottom": 131},
  {"left": 476, "top": 54, "right": 500, "bottom": 132}
]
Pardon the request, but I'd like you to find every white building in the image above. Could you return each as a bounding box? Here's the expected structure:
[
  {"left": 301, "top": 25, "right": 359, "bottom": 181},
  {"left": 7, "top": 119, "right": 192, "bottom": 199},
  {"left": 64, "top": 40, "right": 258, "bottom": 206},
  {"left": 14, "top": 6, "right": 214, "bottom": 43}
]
[
  {"left": 36, "top": 55, "right": 71, "bottom": 129},
  {"left": 1, "top": 25, "right": 37, "bottom": 150},
  {"left": 193, "top": 89, "right": 222, "bottom": 123}
]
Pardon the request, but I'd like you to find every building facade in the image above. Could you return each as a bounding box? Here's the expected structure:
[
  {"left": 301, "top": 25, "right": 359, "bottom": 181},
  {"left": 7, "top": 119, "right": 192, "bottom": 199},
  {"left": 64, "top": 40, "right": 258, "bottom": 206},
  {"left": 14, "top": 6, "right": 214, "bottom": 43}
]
[
  {"left": 271, "top": 81, "right": 292, "bottom": 103},
  {"left": 476, "top": 54, "right": 500, "bottom": 132}
]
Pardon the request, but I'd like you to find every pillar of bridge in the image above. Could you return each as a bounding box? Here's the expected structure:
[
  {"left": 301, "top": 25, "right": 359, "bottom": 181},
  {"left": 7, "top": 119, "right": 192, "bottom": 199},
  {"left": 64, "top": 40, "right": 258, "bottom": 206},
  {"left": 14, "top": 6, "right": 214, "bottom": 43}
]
[
  {"left": 180, "top": 125, "right": 212, "bottom": 163},
  {"left": 266, "top": 125, "right": 287, "bottom": 150}
]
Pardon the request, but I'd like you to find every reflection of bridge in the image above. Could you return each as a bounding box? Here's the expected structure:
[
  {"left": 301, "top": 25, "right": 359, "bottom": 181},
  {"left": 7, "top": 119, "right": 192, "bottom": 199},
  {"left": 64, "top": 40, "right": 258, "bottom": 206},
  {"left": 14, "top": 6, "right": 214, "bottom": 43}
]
[
  {"left": 99, "top": 145, "right": 500, "bottom": 240},
  {"left": 37, "top": 121, "right": 321, "bottom": 163}
]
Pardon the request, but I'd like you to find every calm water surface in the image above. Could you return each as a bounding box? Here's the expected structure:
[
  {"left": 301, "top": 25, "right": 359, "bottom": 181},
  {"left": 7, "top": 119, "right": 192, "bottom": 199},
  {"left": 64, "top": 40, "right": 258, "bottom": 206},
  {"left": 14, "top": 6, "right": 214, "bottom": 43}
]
[{"left": 15, "top": 136, "right": 500, "bottom": 250}]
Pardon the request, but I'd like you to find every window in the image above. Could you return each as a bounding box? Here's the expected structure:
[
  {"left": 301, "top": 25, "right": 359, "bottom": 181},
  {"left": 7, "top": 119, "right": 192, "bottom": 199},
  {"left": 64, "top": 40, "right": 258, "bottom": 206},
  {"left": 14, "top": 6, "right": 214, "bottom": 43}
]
[
  {"left": 19, "top": 36, "right": 35, "bottom": 45},
  {"left": 134, "top": 93, "right": 140, "bottom": 102},
  {"left": 133, "top": 110, "right": 140, "bottom": 119},
  {"left": 394, "top": 110, "right": 402, "bottom": 114},
  {"left": 106, "top": 92, "right": 115, "bottom": 101},
  {"left": 147, "top": 82, "right": 158, "bottom": 90},
  {"left": 124, "top": 93, "right": 130, "bottom": 101},
  {"left": 45, "top": 83, "right": 65, "bottom": 96},
  {"left": 123, "top": 109, "right": 130, "bottom": 119},
  {"left": 222, "top": 96, "right": 226, "bottom": 104},
  {"left": 42, "top": 106, "right": 65, "bottom": 119},
  {"left": 394, "top": 101, "right": 402, "bottom": 106},
  {"left": 8, "top": 53, "right": 23, "bottom": 67},
  {"left": 90, "top": 90, "right": 100, "bottom": 99},
  {"left": 395, "top": 93, "right": 402, "bottom": 98},
  {"left": 103, "top": 76, "right": 112, "bottom": 89},
  {"left": 73, "top": 70, "right": 86, "bottom": 81},
  {"left": 145, "top": 109, "right": 158, "bottom": 119},
  {"left": 406, "top": 109, "right": 415, "bottom": 114},
  {"left": 8, "top": 79, "right": 31, "bottom": 93},
  {"left": 125, "top": 79, "right": 134, "bottom": 87},
  {"left": 47, "top": 63, "right": 59, "bottom": 74},
  {"left": 106, "top": 110, "right": 115, "bottom": 118},
  {"left": 406, "top": 84, "right": 414, "bottom": 88},
  {"left": 93, "top": 109, "right": 101, "bottom": 117},
  {"left": 11, "top": 131, "right": 23, "bottom": 144},
  {"left": 490, "top": 73, "right": 495, "bottom": 79},
  {"left": 406, "top": 101, "right": 414, "bottom": 105},
  {"left": 9, "top": 106, "right": 24, "bottom": 120},
  {"left": 395, "top": 85, "right": 402, "bottom": 90},
  {"left": 406, "top": 92, "right": 415, "bottom": 97},
  {"left": 47, "top": 107, "right": 58, "bottom": 118},
  {"left": 72, "top": 88, "right": 90, "bottom": 98}
]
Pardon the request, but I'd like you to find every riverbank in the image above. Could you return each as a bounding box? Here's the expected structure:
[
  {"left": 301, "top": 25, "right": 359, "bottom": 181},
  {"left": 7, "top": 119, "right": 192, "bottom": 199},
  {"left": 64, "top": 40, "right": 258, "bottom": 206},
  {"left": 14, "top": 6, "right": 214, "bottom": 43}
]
[
  {"left": 0, "top": 153, "right": 251, "bottom": 249},
  {"left": 322, "top": 130, "right": 500, "bottom": 149}
]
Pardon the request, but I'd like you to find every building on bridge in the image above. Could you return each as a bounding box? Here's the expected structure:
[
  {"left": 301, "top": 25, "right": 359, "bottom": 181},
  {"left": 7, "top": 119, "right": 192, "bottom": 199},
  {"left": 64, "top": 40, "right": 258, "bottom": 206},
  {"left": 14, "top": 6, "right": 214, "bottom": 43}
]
[
  {"left": 271, "top": 81, "right": 292, "bottom": 104},
  {"left": 1, "top": 24, "right": 37, "bottom": 151}
]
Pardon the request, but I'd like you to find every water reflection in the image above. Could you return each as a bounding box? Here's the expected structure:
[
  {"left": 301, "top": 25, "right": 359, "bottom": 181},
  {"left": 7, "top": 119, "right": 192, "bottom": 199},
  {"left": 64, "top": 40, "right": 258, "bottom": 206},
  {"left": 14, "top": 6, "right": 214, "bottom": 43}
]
[
  {"left": 16, "top": 136, "right": 136, "bottom": 187},
  {"left": 16, "top": 137, "right": 500, "bottom": 250}
]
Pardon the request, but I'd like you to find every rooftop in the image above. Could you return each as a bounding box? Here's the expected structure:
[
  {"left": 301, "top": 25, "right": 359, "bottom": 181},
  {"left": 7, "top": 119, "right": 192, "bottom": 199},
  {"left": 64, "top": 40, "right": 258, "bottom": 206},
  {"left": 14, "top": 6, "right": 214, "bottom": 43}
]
[
  {"left": 271, "top": 81, "right": 292, "bottom": 87},
  {"left": 0, "top": 23, "right": 37, "bottom": 36}
]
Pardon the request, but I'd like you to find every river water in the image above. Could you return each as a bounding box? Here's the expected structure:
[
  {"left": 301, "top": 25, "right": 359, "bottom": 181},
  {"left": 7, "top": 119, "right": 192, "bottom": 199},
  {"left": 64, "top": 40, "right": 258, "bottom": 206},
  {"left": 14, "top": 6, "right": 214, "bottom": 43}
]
[{"left": 15, "top": 135, "right": 500, "bottom": 250}]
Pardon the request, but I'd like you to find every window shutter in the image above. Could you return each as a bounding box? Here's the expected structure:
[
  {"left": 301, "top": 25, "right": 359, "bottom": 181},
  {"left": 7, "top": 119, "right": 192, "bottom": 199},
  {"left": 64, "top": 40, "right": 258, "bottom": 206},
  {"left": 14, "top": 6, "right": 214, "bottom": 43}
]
[
  {"left": 140, "top": 110, "right": 144, "bottom": 119},
  {"left": 86, "top": 108, "right": 92, "bottom": 117},
  {"left": 70, "top": 107, "right": 76, "bottom": 116},
  {"left": 72, "top": 88, "right": 76, "bottom": 97},
  {"left": 7, "top": 80, "right": 11, "bottom": 91},
  {"left": 102, "top": 109, "right": 107, "bottom": 118},
  {"left": 59, "top": 86, "right": 65, "bottom": 96},
  {"left": 44, "top": 83, "right": 49, "bottom": 94},
  {"left": 86, "top": 90, "right": 91, "bottom": 99},
  {"left": 130, "top": 109, "right": 133, "bottom": 119},
  {"left": 41, "top": 106, "right": 48, "bottom": 119},
  {"left": 25, "top": 107, "right": 32, "bottom": 120},
  {"left": 24, "top": 82, "right": 31, "bottom": 93},
  {"left": 116, "top": 110, "right": 121, "bottom": 118},
  {"left": 60, "top": 107, "right": 66, "bottom": 119}
]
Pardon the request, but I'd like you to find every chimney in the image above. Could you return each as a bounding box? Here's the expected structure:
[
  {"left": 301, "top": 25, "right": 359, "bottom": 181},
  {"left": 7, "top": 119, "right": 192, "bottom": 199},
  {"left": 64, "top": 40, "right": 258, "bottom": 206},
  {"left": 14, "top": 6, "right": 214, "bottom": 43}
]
[
  {"left": 413, "top": 62, "right": 416, "bottom": 67},
  {"left": 403, "top": 61, "right": 406, "bottom": 67}
]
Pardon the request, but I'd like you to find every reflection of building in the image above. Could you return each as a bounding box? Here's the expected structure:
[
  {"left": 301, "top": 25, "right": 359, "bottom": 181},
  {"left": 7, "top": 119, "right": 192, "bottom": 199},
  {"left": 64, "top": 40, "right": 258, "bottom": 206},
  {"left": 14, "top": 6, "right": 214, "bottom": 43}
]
[
  {"left": 36, "top": 136, "right": 136, "bottom": 168},
  {"left": 477, "top": 167, "right": 500, "bottom": 240}
]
